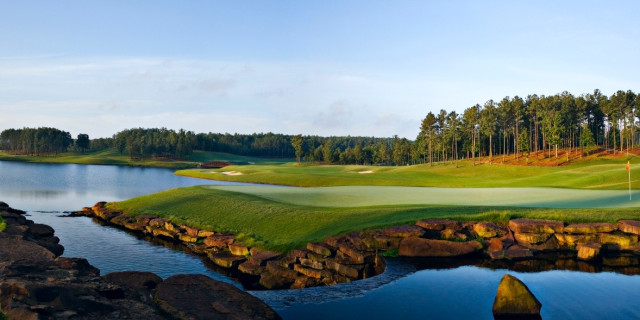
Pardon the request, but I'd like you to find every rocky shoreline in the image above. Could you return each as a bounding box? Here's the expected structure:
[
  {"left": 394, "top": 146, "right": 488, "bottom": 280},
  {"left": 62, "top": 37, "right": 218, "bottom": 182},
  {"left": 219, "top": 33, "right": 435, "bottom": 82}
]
[
  {"left": 0, "top": 202, "right": 281, "bottom": 320},
  {"left": 78, "top": 202, "right": 640, "bottom": 291}
]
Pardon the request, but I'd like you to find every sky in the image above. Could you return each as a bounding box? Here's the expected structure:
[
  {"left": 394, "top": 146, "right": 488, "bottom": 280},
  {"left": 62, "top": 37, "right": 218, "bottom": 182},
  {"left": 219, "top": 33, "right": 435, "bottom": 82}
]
[{"left": 1, "top": 1, "right": 639, "bottom": 139}]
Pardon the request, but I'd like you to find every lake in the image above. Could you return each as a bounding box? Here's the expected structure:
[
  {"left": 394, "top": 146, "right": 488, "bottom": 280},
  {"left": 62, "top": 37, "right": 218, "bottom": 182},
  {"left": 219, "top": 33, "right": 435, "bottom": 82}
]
[{"left": 1, "top": 160, "right": 639, "bottom": 319}]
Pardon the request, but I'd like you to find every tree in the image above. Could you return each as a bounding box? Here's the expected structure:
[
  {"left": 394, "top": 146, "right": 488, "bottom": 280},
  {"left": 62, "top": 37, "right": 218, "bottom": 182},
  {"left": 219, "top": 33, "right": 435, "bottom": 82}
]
[
  {"left": 463, "top": 105, "right": 480, "bottom": 166},
  {"left": 517, "top": 128, "right": 529, "bottom": 162},
  {"left": 420, "top": 112, "right": 437, "bottom": 166},
  {"left": 76, "top": 134, "right": 90, "bottom": 153},
  {"left": 291, "top": 134, "right": 303, "bottom": 163},
  {"left": 480, "top": 100, "right": 498, "bottom": 164},
  {"left": 580, "top": 123, "right": 596, "bottom": 157}
]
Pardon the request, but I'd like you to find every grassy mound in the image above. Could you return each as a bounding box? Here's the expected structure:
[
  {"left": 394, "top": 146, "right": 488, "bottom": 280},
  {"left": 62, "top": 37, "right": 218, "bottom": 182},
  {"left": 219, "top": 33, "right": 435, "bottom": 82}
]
[{"left": 109, "top": 185, "right": 640, "bottom": 251}]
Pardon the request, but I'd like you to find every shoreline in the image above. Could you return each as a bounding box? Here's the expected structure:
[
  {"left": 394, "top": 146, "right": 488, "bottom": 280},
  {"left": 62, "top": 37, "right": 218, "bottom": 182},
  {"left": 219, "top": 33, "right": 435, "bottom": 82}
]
[
  {"left": 0, "top": 201, "right": 281, "bottom": 319},
  {"left": 79, "top": 202, "right": 640, "bottom": 291}
]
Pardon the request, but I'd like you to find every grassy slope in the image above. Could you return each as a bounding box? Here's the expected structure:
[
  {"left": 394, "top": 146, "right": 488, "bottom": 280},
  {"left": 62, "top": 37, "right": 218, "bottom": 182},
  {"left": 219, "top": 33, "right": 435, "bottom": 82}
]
[
  {"left": 110, "top": 185, "right": 640, "bottom": 251},
  {"left": 176, "top": 157, "right": 639, "bottom": 189},
  {"left": 0, "top": 150, "right": 291, "bottom": 169}
]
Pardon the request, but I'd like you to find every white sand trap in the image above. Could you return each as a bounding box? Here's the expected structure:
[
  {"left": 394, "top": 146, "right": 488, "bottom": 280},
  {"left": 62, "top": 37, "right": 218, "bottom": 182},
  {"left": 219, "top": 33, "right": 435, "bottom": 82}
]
[
  {"left": 358, "top": 170, "right": 374, "bottom": 174},
  {"left": 222, "top": 171, "right": 243, "bottom": 176}
]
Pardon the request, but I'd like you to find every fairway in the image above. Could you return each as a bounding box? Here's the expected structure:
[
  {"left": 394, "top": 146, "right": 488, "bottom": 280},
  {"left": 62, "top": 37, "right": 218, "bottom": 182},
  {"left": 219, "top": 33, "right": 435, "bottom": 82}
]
[
  {"left": 176, "top": 158, "right": 640, "bottom": 190},
  {"left": 209, "top": 185, "right": 640, "bottom": 209}
]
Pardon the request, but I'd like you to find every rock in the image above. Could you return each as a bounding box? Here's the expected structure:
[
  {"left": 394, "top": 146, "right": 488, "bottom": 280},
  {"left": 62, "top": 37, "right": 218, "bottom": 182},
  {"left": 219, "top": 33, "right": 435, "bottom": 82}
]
[
  {"left": 204, "top": 234, "right": 235, "bottom": 248},
  {"left": 153, "top": 274, "right": 281, "bottom": 320},
  {"left": 229, "top": 243, "right": 249, "bottom": 256},
  {"left": 307, "top": 242, "right": 333, "bottom": 256},
  {"left": 151, "top": 228, "right": 177, "bottom": 239},
  {"left": 324, "top": 235, "right": 343, "bottom": 248},
  {"left": 440, "top": 228, "right": 468, "bottom": 241},
  {"left": 248, "top": 248, "right": 281, "bottom": 266},
  {"left": 517, "top": 236, "right": 559, "bottom": 252},
  {"left": 565, "top": 222, "right": 617, "bottom": 234},
  {"left": 124, "top": 221, "right": 148, "bottom": 231},
  {"left": 54, "top": 257, "right": 100, "bottom": 277},
  {"left": 554, "top": 233, "right": 597, "bottom": 246},
  {"left": 290, "top": 276, "right": 320, "bottom": 289},
  {"left": 178, "top": 234, "right": 199, "bottom": 243},
  {"left": 599, "top": 232, "right": 638, "bottom": 247},
  {"left": 148, "top": 218, "right": 167, "bottom": 228},
  {"left": 180, "top": 225, "right": 199, "bottom": 237},
  {"left": 473, "top": 222, "right": 507, "bottom": 238},
  {"left": 398, "top": 238, "right": 482, "bottom": 257},
  {"left": 492, "top": 274, "right": 542, "bottom": 318},
  {"left": 337, "top": 243, "right": 376, "bottom": 264},
  {"left": 325, "top": 258, "right": 362, "bottom": 278},
  {"left": 197, "top": 230, "right": 215, "bottom": 237},
  {"left": 208, "top": 252, "right": 246, "bottom": 268},
  {"left": 577, "top": 242, "right": 601, "bottom": 260},
  {"left": 514, "top": 232, "right": 552, "bottom": 245},
  {"left": 238, "top": 260, "right": 265, "bottom": 275},
  {"left": 164, "top": 221, "right": 178, "bottom": 232},
  {"left": 416, "top": 218, "right": 460, "bottom": 231},
  {"left": 509, "top": 218, "right": 564, "bottom": 234},
  {"left": 382, "top": 225, "right": 425, "bottom": 238},
  {"left": 300, "top": 258, "right": 324, "bottom": 270},
  {"left": 489, "top": 245, "right": 534, "bottom": 260},
  {"left": 0, "top": 238, "right": 55, "bottom": 263},
  {"left": 265, "top": 261, "right": 299, "bottom": 279},
  {"left": 103, "top": 271, "right": 163, "bottom": 291},
  {"left": 259, "top": 272, "right": 290, "bottom": 290},
  {"left": 618, "top": 220, "right": 640, "bottom": 235},
  {"left": 29, "top": 223, "right": 55, "bottom": 238},
  {"left": 293, "top": 264, "right": 330, "bottom": 279}
]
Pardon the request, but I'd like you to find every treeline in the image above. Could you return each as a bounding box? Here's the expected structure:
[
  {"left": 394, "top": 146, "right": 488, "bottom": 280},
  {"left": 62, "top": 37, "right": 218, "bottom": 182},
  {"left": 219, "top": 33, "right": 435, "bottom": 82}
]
[
  {"left": 0, "top": 128, "right": 74, "bottom": 155},
  {"left": 413, "top": 89, "right": 639, "bottom": 165}
]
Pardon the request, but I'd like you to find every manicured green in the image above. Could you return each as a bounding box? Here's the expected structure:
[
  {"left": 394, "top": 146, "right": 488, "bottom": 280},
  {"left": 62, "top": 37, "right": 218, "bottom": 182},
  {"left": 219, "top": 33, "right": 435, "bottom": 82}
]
[
  {"left": 109, "top": 185, "right": 640, "bottom": 252},
  {"left": 176, "top": 158, "right": 640, "bottom": 189},
  {"left": 0, "top": 149, "right": 291, "bottom": 169}
]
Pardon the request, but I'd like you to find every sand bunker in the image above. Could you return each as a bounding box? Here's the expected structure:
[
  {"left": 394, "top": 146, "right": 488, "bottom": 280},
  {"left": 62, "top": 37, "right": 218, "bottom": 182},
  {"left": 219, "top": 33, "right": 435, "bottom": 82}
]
[
  {"left": 358, "top": 170, "right": 373, "bottom": 174},
  {"left": 222, "top": 171, "right": 243, "bottom": 176}
]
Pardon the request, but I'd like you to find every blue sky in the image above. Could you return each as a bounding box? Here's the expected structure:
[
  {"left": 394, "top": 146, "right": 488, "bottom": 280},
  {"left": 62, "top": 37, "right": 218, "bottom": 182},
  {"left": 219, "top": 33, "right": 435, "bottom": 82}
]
[{"left": 1, "top": 1, "right": 639, "bottom": 139}]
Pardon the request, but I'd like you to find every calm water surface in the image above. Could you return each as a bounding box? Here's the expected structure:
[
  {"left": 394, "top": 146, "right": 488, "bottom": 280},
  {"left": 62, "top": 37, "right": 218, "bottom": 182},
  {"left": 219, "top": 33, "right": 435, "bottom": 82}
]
[{"left": 1, "top": 160, "right": 640, "bottom": 319}]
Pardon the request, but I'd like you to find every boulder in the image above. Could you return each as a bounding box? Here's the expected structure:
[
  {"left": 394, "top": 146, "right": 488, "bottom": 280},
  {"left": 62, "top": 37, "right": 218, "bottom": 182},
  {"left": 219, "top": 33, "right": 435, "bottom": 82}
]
[
  {"left": 440, "top": 228, "right": 468, "bottom": 241},
  {"left": 148, "top": 218, "right": 167, "bottom": 228},
  {"left": 29, "top": 223, "right": 55, "bottom": 238},
  {"left": 248, "top": 248, "right": 281, "bottom": 266},
  {"left": 293, "top": 264, "right": 330, "bottom": 279},
  {"left": 180, "top": 225, "right": 200, "bottom": 237},
  {"left": 599, "top": 232, "right": 638, "bottom": 247},
  {"left": 0, "top": 238, "right": 55, "bottom": 263},
  {"left": 398, "top": 238, "right": 482, "bottom": 257},
  {"left": 307, "top": 242, "right": 333, "bottom": 256},
  {"left": 473, "top": 222, "right": 507, "bottom": 238},
  {"left": 618, "top": 220, "right": 640, "bottom": 235},
  {"left": 416, "top": 218, "right": 460, "bottom": 231},
  {"left": 153, "top": 274, "right": 281, "bottom": 320},
  {"left": 488, "top": 245, "right": 533, "bottom": 260},
  {"left": 259, "top": 272, "right": 291, "bottom": 290},
  {"left": 204, "top": 234, "right": 235, "bottom": 248},
  {"left": 382, "top": 225, "right": 425, "bottom": 238},
  {"left": 229, "top": 243, "right": 249, "bottom": 256},
  {"left": 325, "top": 258, "right": 361, "bottom": 278},
  {"left": 178, "top": 234, "right": 199, "bottom": 243},
  {"left": 577, "top": 242, "right": 601, "bottom": 260},
  {"left": 514, "top": 232, "right": 552, "bottom": 245},
  {"left": 266, "top": 260, "right": 298, "bottom": 279},
  {"left": 300, "top": 258, "right": 324, "bottom": 270},
  {"left": 197, "top": 230, "right": 215, "bottom": 237},
  {"left": 565, "top": 222, "right": 617, "bottom": 234},
  {"left": 103, "top": 271, "right": 163, "bottom": 291},
  {"left": 208, "top": 252, "right": 246, "bottom": 268},
  {"left": 554, "top": 233, "right": 597, "bottom": 246},
  {"left": 509, "top": 218, "right": 564, "bottom": 234},
  {"left": 516, "top": 236, "right": 559, "bottom": 252},
  {"left": 492, "top": 274, "right": 542, "bottom": 318},
  {"left": 337, "top": 243, "right": 376, "bottom": 264},
  {"left": 238, "top": 260, "right": 265, "bottom": 275}
]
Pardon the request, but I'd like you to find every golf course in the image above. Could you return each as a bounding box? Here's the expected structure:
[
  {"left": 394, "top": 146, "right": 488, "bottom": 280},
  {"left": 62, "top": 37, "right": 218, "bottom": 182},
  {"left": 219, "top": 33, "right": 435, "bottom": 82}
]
[{"left": 110, "top": 155, "right": 640, "bottom": 252}]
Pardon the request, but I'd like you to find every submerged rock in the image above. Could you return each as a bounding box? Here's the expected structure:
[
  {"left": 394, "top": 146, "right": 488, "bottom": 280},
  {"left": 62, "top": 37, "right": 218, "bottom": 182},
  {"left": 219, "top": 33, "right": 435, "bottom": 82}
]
[{"left": 492, "top": 274, "right": 542, "bottom": 318}]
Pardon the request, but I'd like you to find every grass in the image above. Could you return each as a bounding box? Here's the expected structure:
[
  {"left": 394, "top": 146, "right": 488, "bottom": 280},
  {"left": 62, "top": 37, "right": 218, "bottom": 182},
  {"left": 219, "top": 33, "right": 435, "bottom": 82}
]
[
  {"left": 176, "top": 156, "right": 640, "bottom": 190},
  {"left": 109, "top": 185, "right": 640, "bottom": 252},
  {"left": 0, "top": 149, "right": 291, "bottom": 169},
  {"left": 0, "top": 216, "right": 6, "bottom": 232}
]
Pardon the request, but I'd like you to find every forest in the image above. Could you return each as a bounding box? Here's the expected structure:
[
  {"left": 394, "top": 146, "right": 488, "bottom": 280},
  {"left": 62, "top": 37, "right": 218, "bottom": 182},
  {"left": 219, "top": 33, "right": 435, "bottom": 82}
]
[{"left": 1, "top": 89, "right": 637, "bottom": 166}]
